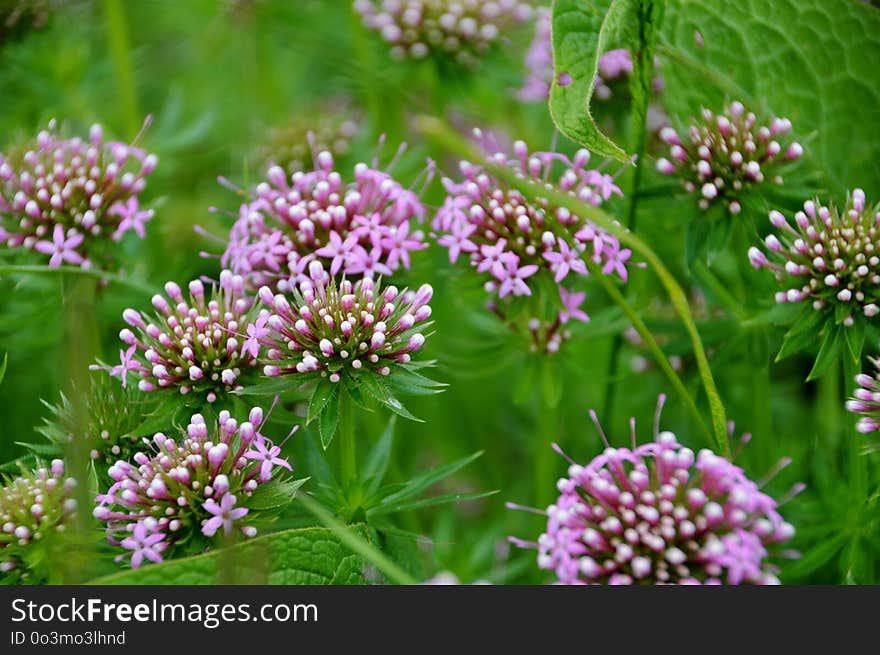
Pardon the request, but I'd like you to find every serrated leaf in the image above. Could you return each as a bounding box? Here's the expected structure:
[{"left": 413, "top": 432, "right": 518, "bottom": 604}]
[
  {"left": 380, "top": 451, "right": 484, "bottom": 506},
  {"left": 807, "top": 324, "right": 842, "bottom": 381},
  {"left": 550, "top": 0, "right": 635, "bottom": 160},
  {"left": 307, "top": 379, "right": 338, "bottom": 424},
  {"left": 357, "top": 374, "right": 422, "bottom": 421},
  {"left": 318, "top": 389, "right": 340, "bottom": 449},
  {"left": 88, "top": 526, "right": 367, "bottom": 585}
]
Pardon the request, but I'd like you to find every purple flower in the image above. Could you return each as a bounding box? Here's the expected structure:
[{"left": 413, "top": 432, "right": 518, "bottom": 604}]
[
  {"left": 120, "top": 522, "right": 166, "bottom": 568},
  {"left": 221, "top": 151, "right": 426, "bottom": 292},
  {"left": 34, "top": 224, "right": 84, "bottom": 268},
  {"left": 95, "top": 407, "right": 291, "bottom": 566},
  {"left": 847, "top": 357, "right": 880, "bottom": 434},
  {"left": 508, "top": 398, "right": 797, "bottom": 585},
  {"left": 751, "top": 189, "right": 879, "bottom": 326},
  {"left": 259, "top": 261, "right": 432, "bottom": 381},
  {"left": 108, "top": 270, "right": 260, "bottom": 401},
  {"left": 558, "top": 288, "right": 589, "bottom": 323},
  {"left": 0, "top": 119, "right": 156, "bottom": 269},
  {"left": 497, "top": 254, "right": 538, "bottom": 298},
  {"left": 241, "top": 312, "right": 270, "bottom": 360},
  {"left": 0, "top": 460, "right": 76, "bottom": 581},
  {"left": 356, "top": 0, "right": 533, "bottom": 67},
  {"left": 108, "top": 344, "right": 141, "bottom": 388},
  {"left": 544, "top": 239, "right": 588, "bottom": 283},
  {"left": 433, "top": 135, "right": 631, "bottom": 302},
  {"left": 202, "top": 494, "right": 249, "bottom": 538},
  {"left": 657, "top": 102, "right": 801, "bottom": 213},
  {"left": 244, "top": 437, "right": 293, "bottom": 482}
]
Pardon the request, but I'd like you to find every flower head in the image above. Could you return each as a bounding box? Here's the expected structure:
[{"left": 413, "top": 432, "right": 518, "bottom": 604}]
[
  {"left": 258, "top": 260, "right": 432, "bottom": 382},
  {"left": 750, "top": 189, "right": 880, "bottom": 326},
  {"left": 433, "top": 135, "right": 629, "bottom": 302},
  {"left": 221, "top": 151, "right": 426, "bottom": 291},
  {"left": 0, "top": 460, "right": 77, "bottom": 583},
  {"left": 355, "top": 0, "right": 533, "bottom": 68},
  {"left": 0, "top": 119, "right": 156, "bottom": 269},
  {"left": 509, "top": 399, "right": 797, "bottom": 585},
  {"left": 254, "top": 106, "right": 361, "bottom": 176},
  {"left": 657, "top": 102, "right": 802, "bottom": 213},
  {"left": 111, "top": 270, "right": 260, "bottom": 402},
  {"left": 847, "top": 357, "right": 880, "bottom": 434},
  {"left": 94, "top": 407, "right": 293, "bottom": 567}
]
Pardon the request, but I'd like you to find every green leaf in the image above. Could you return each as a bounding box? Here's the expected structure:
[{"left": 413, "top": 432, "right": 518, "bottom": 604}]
[
  {"left": 246, "top": 478, "right": 308, "bottom": 511},
  {"left": 88, "top": 526, "right": 367, "bottom": 585},
  {"left": 550, "top": 0, "right": 635, "bottom": 161},
  {"left": 357, "top": 374, "right": 422, "bottom": 422},
  {"left": 122, "top": 395, "right": 180, "bottom": 438},
  {"left": 232, "top": 377, "right": 300, "bottom": 397},
  {"left": 660, "top": 0, "right": 880, "bottom": 194},
  {"left": 318, "top": 387, "right": 340, "bottom": 449},
  {"left": 380, "top": 451, "right": 483, "bottom": 506},
  {"left": 0, "top": 352, "right": 7, "bottom": 386},
  {"left": 361, "top": 417, "right": 395, "bottom": 496},
  {"left": 308, "top": 379, "right": 338, "bottom": 424},
  {"left": 540, "top": 358, "right": 563, "bottom": 409},
  {"left": 844, "top": 321, "right": 866, "bottom": 366},
  {"left": 369, "top": 490, "right": 499, "bottom": 517},
  {"left": 775, "top": 307, "right": 826, "bottom": 362},
  {"left": 807, "top": 324, "right": 842, "bottom": 381}
]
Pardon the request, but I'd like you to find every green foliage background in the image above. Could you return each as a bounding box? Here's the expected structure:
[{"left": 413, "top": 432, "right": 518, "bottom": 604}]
[{"left": 1, "top": 0, "right": 879, "bottom": 583}]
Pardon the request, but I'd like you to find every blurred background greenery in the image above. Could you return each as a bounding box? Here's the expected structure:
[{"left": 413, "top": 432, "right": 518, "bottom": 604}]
[{"left": 1, "top": 0, "right": 878, "bottom": 583}]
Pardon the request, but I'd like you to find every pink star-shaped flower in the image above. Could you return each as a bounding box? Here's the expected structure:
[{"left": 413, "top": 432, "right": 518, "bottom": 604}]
[
  {"left": 381, "top": 221, "right": 426, "bottom": 270},
  {"left": 35, "top": 224, "right": 84, "bottom": 268},
  {"left": 120, "top": 522, "right": 166, "bottom": 568},
  {"left": 558, "top": 287, "right": 590, "bottom": 323},
  {"left": 244, "top": 437, "right": 293, "bottom": 482},
  {"left": 202, "top": 493, "right": 249, "bottom": 538},
  {"left": 110, "top": 197, "right": 153, "bottom": 239},
  {"left": 110, "top": 344, "right": 142, "bottom": 388},
  {"left": 346, "top": 246, "right": 393, "bottom": 279},
  {"left": 476, "top": 239, "right": 509, "bottom": 278},
  {"left": 241, "top": 313, "right": 270, "bottom": 360},
  {"left": 437, "top": 220, "right": 477, "bottom": 263},
  {"left": 496, "top": 253, "right": 538, "bottom": 298},
  {"left": 543, "top": 239, "right": 588, "bottom": 282},
  {"left": 315, "top": 230, "right": 365, "bottom": 276}
]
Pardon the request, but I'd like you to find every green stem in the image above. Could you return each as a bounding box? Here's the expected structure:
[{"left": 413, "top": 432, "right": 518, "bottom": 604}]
[
  {"left": 102, "top": 0, "right": 139, "bottom": 136},
  {"left": 297, "top": 493, "right": 416, "bottom": 585},
  {"left": 596, "top": 269, "right": 711, "bottom": 443},
  {"left": 0, "top": 264, "right": 157, "bottom": 295},
  {"left": 59, "top": 275, "right": 100, "bottom": 584},
  {"left": 534, "top": 387, "right": 558, "bottom": 508},
  {"left": 338, "top": 390, "right": 357, "bottom": 494},
  {"left": 413, "top": 118, "right": 731, "bottom": 457}
]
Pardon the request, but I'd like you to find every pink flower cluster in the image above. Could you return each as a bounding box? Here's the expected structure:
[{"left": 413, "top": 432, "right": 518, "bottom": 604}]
[
  {"left": 657, "top": 102, "right": 802, "bottom": 213},
  {"left": 221, "top": 151, "right": 426, "bottom": 292},
  {"left": 1, "top": 460, "right": 76, "bottom": 581},
  {"left": 512, "top": 423, "right": 795, "bottom": 585},
  {"left": 519, "top": 7, "right": 632, "bottom": 101},
  {"left": 94, "top": 408, "right": 292, "bottom": 568},
  {"left": 847, "top": 358, "right": 880, "bottom": 434},
  {"left": 0, "top": 120, "right": 156, "bottom": 268},
  {"left": 259, "top": 260, "right": 432, "bottom": 382},
  {"left": 433, "top": 137, "right": 630, "bottom": 301},
  {"left": 354, "top": 0, "right": 533, "bottom": 67},
  {"left": 748, "top": 189, "right": 880, "bottom": 325},
  {"left": 107, "top": 270, "right": 259, "bottom": 402}
]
